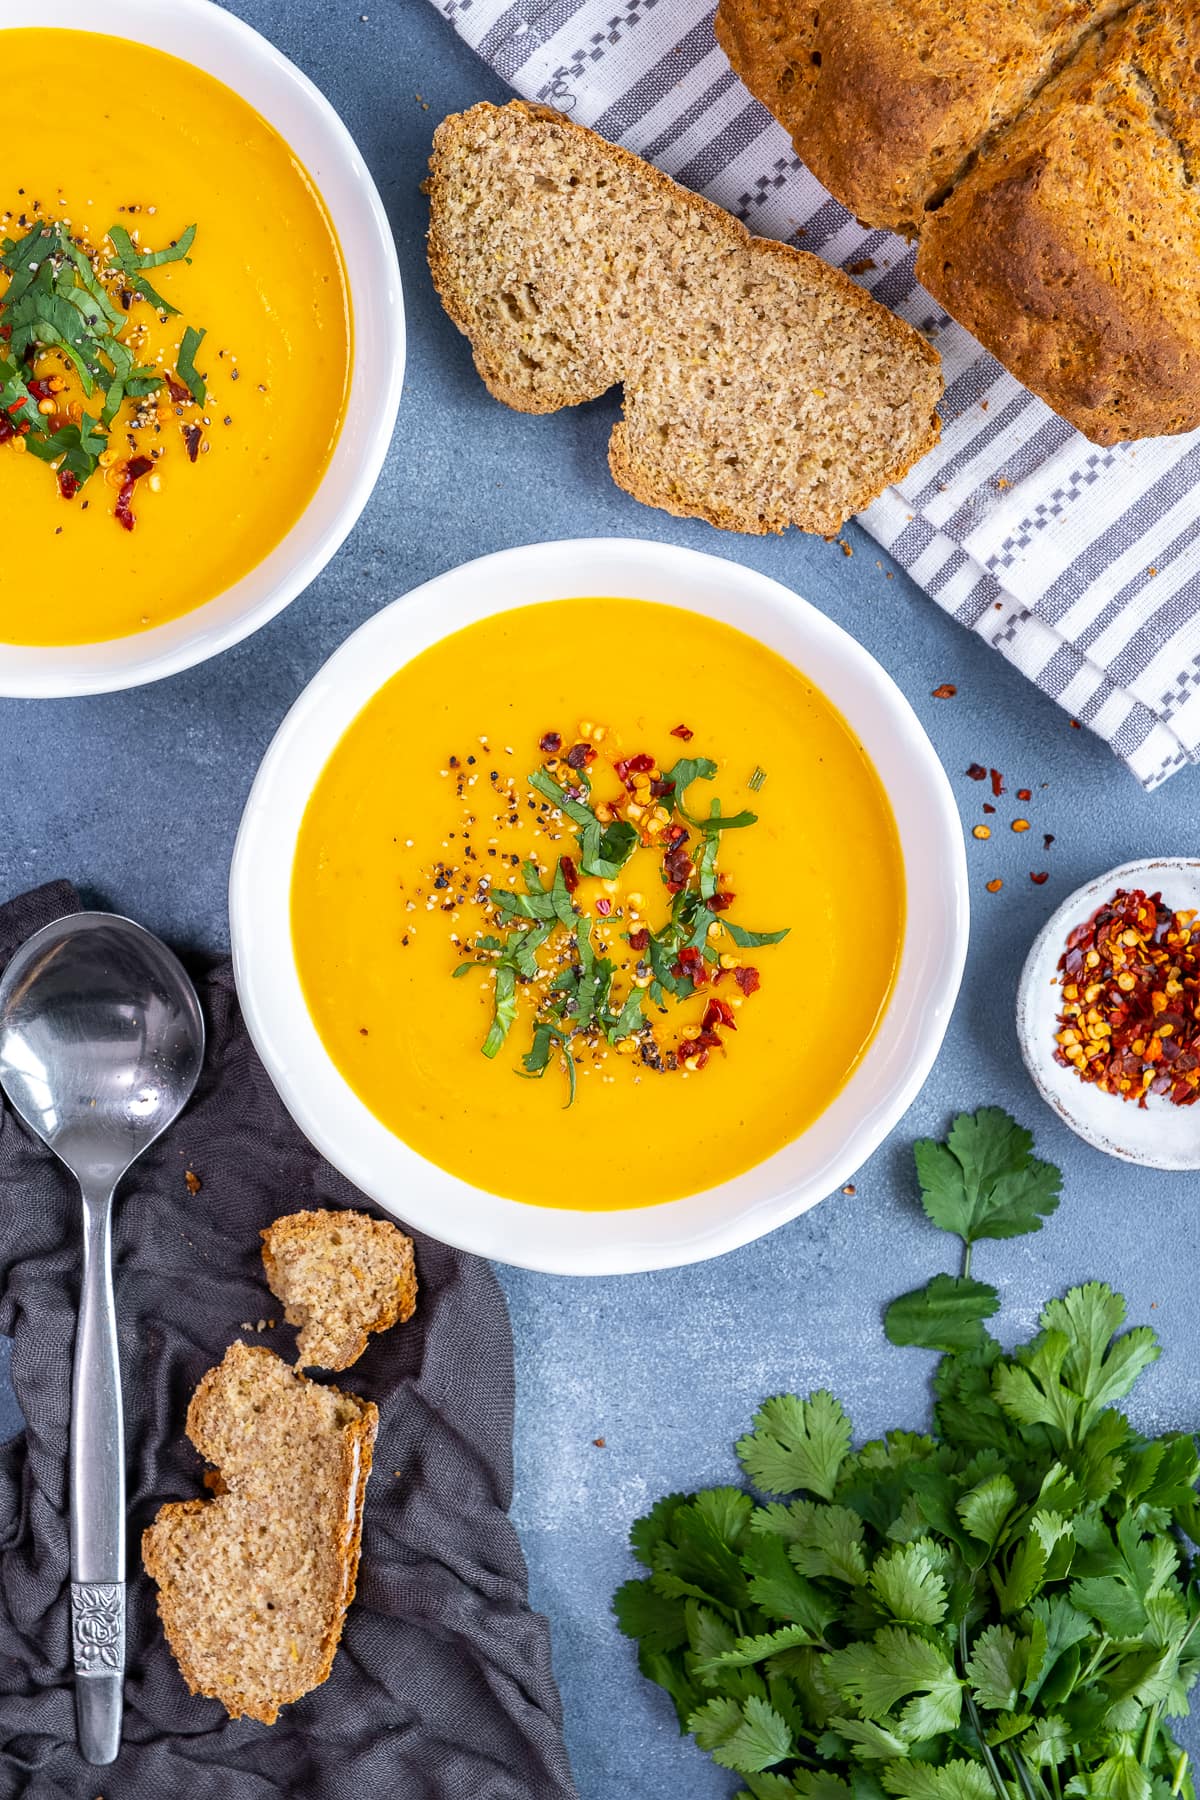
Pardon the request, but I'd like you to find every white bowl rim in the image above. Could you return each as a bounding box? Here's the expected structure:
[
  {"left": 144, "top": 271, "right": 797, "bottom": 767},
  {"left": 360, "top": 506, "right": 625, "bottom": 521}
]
[
  {"left": 0, "top": 0, "right": 404, "bottom": 696},
  {"left": 1017, "top": 856, "right": 1200, "bottom": 1169},
  {"left": 230, "top": 536, "right": 970, "bottom": 1274}
]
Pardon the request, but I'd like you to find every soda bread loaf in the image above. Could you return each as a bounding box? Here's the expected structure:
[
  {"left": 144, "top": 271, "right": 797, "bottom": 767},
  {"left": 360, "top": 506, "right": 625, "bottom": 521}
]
[
  {"left": 426, "top": 100, "right": 943, "bottom": 536},
  {"left": 716, "top": 0, "right": 1200, "bottom": 444},
  {"left": 261, "top": 1207, "right": 418, "bottom": 1371},
  {"left": 142, "top": 1343, "right": 378, "bottom": 1723}
]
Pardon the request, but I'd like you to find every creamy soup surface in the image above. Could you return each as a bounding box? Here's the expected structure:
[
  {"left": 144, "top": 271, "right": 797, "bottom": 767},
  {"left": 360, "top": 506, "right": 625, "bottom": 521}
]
[
  {"left": 291, "top": 599, "right": 906, "bottom": 1210},
  {"left": 0, "top": 29, "right": 350, "bottom": 645}
]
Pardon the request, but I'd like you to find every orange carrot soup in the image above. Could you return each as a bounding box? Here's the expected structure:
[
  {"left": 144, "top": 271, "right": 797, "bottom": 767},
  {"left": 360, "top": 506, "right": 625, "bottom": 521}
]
[
  {"left": 0, "top": 29, "right": 351, "bottom": 645},
  {"left": 291, "top": 599, "right": 905, "bottom": 1209}
]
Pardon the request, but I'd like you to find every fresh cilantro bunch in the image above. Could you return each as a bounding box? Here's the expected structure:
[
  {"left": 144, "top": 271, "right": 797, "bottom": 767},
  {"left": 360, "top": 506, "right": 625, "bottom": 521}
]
[{"left": 614, "top": 1109, "right": 1200, "bottom": 1800}]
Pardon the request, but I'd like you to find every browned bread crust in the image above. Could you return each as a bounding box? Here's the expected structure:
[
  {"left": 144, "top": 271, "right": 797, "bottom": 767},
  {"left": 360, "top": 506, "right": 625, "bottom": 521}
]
[
  {"left": 261, "top": 1207, "right": 418, "bottom": 1371},
  {"left": 142, "top": 1343, "right": 377, "bottom": 1724},
  {"left": 715, "top": 0, "right": 1200, "bottom": 443},
  {"left": 716, "top": 0, "right": 1126, "bottom": 238},
  {"left": 427, "top": 100, "right": 942, "bottom": 536},
  {"left": 917, "top": 4, "right": 1200, "bottom": 445}
]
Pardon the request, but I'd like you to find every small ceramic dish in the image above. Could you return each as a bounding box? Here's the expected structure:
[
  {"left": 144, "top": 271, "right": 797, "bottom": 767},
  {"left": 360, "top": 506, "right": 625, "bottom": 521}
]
[
  {"left": 0, "top": 0, "right": 403, "bottom": 696},
  {"left": 230, "top": 537, "right": 970, "bottom": 1275},
  {"left": 1017, "top": 857, "right": 1200, "bottom": 1169}
]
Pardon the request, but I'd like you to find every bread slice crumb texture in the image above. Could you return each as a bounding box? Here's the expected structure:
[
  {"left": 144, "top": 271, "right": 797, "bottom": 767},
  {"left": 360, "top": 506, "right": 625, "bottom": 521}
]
[
  {"left": 427, "top": 101, "right": 942, "bottom": 536},
  {"left": 261, "top": 1208, "right": 417, "bottom": 1371},
  {"left": 142, "top": 1343, "right": 378, "bottom": 1724}
]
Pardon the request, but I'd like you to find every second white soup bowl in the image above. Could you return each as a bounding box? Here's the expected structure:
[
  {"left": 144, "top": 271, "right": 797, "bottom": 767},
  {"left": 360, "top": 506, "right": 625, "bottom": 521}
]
[{"left": 230, "top": 538, "right": 969, "bottom": 1275}]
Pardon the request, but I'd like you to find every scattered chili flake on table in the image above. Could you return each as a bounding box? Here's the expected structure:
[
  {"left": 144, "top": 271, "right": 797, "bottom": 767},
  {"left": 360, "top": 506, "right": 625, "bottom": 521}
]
[
  {"left": 986, "top": 878, "right": 1003, "bottom": 893},
  {"left": 1055, "top": 887, "right": 1200, "bottom": 1106},
  {"left": 1030, "top": 872, "right": 1049, "bottom": 885},
  {"left": 931, "top": 683, "right": 957, "bottom": 699},
  {"left": 990, "top": 768, "right": 1005, "bottom": 798},
  {"left": 965, "top": 763, "right": 987, "bottom": 781}
]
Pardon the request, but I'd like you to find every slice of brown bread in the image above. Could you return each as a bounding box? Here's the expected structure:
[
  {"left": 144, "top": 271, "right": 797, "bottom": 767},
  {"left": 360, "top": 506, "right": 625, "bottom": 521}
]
[
  {"left": 142, "top": 1343, "right": 378, "bottom": 1724},
  {"left": 426, "top": 101, "right": 942, "bottom": 536},
  {"left": 917, "top": 3, "right": 1200, "bottom": 444},
  {"left": 715, "top": 0, "right": 1126, "bottom": 237},
  {"left": 261, "top": 1208, "right": 418, "bottom": 1371}
]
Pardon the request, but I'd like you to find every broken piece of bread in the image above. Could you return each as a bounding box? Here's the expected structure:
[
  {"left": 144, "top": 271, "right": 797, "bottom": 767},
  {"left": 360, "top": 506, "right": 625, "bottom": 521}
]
[
  {"left": 142, "top": 1343, "right": 377, "bottom": 1724},
  {"left": 426, "top": 101, "right": 942, "bottom": 536},
  {"left": 261, "top": 1208, "right": 417, "bottom": 1371}
]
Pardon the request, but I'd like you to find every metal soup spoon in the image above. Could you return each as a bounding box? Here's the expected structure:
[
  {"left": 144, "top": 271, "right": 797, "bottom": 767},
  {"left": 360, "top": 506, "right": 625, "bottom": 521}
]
[{"left": 0, "top": 913, "right": 204, "bottom": 1766}]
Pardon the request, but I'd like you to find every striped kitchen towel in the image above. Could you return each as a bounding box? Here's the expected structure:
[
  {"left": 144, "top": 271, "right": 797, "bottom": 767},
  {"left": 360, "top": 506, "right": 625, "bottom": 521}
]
[{"left": 427, "top": 0, "right": 1200, "bottom": 789}]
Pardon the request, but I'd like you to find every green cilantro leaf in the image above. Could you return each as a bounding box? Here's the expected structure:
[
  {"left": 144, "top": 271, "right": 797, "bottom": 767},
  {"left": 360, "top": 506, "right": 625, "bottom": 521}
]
[
  {"left": 480, "top": 963, "right": 517, "bottom": 1058},
  {"left": 688, "top": 1695, "right": 794, "bottom": 1774},
  {"left": 880, "top": 1762, "right": 995, "bottom": 1800},
  {"left": 869, "top": 1542, "right": 949, "bottom": 1627},
  {"left": 885, "top": 1275, "right": 1001, "bottom": 1352},
  {"left": 965, "top": 1624, "right": 1029, "bottom": 1710},
  {"left": 914, "top": 1110, "right": 1062, "bottom": 1248},
  {"left": 175, "top": 323, "right": 206, "bottom": 405},
  {"left": 738, "top": 1393, "right": 853, "bottom": 1500}
]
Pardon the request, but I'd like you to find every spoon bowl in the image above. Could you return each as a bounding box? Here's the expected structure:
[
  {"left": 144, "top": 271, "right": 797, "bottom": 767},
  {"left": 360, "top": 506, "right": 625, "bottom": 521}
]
[{"left": 0, "top": 912, "right": 204, "bottom": 1764}]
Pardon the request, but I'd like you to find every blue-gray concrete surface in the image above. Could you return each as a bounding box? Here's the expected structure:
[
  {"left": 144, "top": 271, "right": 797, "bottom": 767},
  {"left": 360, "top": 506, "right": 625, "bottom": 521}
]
[{"left": 3, "top": 2, "right": 1200, "bottom": 1793}]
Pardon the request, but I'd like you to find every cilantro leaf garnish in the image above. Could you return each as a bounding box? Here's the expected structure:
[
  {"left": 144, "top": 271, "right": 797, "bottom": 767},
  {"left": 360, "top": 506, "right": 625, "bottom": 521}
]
[
  {"left": 615, "top": 1111, "right": 1200, "bottom": 1800},
  {"left": 0, "top": 214, "right": 207, "bottom": 510},
  {"left": 175, "top": 323, "right": 207, "bottom": 405}
]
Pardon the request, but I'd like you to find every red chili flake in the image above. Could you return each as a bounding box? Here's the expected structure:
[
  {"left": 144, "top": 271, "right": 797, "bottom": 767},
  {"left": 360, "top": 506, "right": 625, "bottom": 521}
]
[
  {"left": 669, "top": 723, "right": 694, "bottom": 740},
  {"left": 982, "top": 803, "right": 995, "bottom": 815},
  {"left": 183, "top": 423, "right": 202, "bottom": 463},
  {"left": 1070, "top": 719, "right": 1082, "bottom": 729},
  {"left": 1017, "top": 788, "right": 1032, "bottom": 802},
  {"left": 595, "top": 897, "right": 612, "bottom": 917},
  {"left": 931, "top": 683, "right": 957, "bottom": 699},
  {"left": 57, "top": 469, "right": 80, "bottom": 501},
  {"left": 677, "top": 1040, "right": 709, "bottom": 1069},
  {"left": 965, "top": 764, "right": 987, "bottom": 781},
  {"left": 0, "top": 415, "right": 14, "bottom": 446},
  {"left": 665, "top": 825, "right": 688, "bottom": 845},
  {"left": 706, "top": 891, "right": 736, "bottom": 913},
  {"left": 733, "top": 966, "right": 761, "bottom": 995},
  {"left": 165, "top": 374, "right": 191, "bottom": 405},
  {"left": 114, "top": 454, "right": 154, "bottom": 531},
  {"left": 1054, "top": 887, "right": 1200, "bottom": 1108},
  {"left": 649, "top": 777, "right": 675, "bottom": 799},
  {"left": 613, "top": 758, "right": 629, "bottom": 781},
  {"left": 663, "top": 846, "right": 694, "bottom": 888},
  {"left": 539, "top": 730, "right": 562, "bottom": 753},
  {"left": 626, "top": 753, "right": 655, "bottom": 775},
  {"left": 990, "top": 768, "right": 1005, "bottom": 797},
  {"left": 559, "top": 855, "right": 579, "bottom": 893},
  {"left": 1044, "top": 834, "right": 1055, "bottom": 849},
  {"left": 628, "top": 928, "right": 648, "bottom": 951},
  {"left": 703, "top": 997, "right": 737, "bottom": 1032},
  {"left": 26, "top": 377, "right": 53, "bottom": 403},
  {"left": 566, "top": 741, "right": 596, "bottom": 770},
  {"left": 1030, "top": 872, "right": 1049, "bottom": 885}
]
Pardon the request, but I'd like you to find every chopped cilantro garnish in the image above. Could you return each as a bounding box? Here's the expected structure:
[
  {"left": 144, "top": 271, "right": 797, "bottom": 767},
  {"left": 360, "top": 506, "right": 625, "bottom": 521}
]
[
  {"left": 450, "top": 730, "right": 790, "bottom": 1097},
  {"left": 175, "top": 323, "right": 207, "bottom": 406},
  {"left": 0, "top": 214, "right": 208, "bottom": 511}
]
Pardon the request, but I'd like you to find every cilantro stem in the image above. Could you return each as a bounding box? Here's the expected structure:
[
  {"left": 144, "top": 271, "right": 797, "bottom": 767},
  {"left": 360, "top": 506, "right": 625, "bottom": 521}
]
[
  {"left": 1141, "top": 1703, "right": 1162, "bottom": 1770},
  {"left": 962, "top": 1241, "right": 973, "bottom": 1279}
]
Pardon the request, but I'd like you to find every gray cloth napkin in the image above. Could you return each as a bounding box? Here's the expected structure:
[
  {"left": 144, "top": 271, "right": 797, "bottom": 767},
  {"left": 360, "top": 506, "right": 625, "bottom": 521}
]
[
  {"left": 0, "top": 881, "right": 578, "bottom": 1800},
  {"left": 427, "top": 0, "right": 1200, "bottom": 789}
]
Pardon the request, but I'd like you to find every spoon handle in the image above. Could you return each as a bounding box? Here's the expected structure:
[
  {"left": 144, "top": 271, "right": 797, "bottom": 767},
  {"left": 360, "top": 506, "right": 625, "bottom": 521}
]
[{"left": 70, "top": 1179, "right": 124, "bottom": 1766}]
